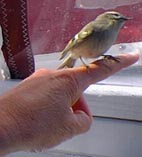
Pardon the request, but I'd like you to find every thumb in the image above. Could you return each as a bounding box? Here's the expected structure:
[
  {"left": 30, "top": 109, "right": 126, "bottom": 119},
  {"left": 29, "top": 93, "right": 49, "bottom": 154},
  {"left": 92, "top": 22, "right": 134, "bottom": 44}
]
[{"left": 71, "top": 110, "right": 92, "bottom": 135}]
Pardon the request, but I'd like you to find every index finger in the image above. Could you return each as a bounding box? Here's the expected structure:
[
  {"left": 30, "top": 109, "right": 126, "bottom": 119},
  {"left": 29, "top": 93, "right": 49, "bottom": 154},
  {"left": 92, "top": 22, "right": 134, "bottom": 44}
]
[{"left": 69, "top": 52, "right": 139, "bottom": 91}]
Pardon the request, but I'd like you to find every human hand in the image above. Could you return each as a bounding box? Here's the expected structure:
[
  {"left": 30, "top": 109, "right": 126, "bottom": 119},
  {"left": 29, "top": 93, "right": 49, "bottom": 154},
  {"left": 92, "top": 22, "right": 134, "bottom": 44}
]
[{"left": 0, "top": 52, "right": 139, "bottom": 155}]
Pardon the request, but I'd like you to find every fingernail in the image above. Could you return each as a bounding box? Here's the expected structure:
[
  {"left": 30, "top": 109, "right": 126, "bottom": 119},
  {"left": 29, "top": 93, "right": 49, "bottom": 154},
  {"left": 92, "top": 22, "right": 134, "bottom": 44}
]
[{"left": 128, "top": 48, "right": 141, "bottom": 55}]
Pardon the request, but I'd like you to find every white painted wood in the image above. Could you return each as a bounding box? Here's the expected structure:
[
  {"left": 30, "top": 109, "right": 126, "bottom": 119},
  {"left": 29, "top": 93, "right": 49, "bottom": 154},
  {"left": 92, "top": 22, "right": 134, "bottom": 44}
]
[
  {"left": 54, "top": 117, "right": 142, "bottom": 157},
  {"left": 8, "top": 118, "right": 142, "bottom": 157},
  {"left": 0, "top": 45, "right": 142, "bottom": 120},
  {"left": 34, "top": 49, "right": 142, "bottom": 121},
  {"left": 0, "top": 45, "right": 141, "bottom": 157}
]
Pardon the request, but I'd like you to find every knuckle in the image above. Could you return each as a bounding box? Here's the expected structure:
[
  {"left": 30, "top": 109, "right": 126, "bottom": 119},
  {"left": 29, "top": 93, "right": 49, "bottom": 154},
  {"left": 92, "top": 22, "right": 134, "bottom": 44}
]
[{"left": 96, "top": 59, "right": 116, "bottom": 74}]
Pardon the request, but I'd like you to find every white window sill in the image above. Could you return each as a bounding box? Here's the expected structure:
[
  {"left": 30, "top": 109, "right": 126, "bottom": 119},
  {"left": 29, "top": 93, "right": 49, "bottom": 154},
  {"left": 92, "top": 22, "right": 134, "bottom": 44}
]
[
  {"left": 0, "top": 42, "right": 142, "bottom": 121},
  {"left": 34, "top": 42, "right": 142, "bottom": 121},
  {"left": 84, "top": 84, "right": 142, "bottom": 121}
]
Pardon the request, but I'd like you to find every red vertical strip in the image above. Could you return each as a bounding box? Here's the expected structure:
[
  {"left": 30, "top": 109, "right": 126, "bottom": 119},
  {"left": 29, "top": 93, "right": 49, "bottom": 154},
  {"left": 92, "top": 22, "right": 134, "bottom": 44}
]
[{"left": 0, "top": 0, "right": 35, "bottom": 79}]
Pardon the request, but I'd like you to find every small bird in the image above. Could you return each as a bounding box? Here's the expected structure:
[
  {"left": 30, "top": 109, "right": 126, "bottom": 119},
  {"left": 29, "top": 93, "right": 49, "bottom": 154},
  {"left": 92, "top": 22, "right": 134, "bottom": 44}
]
[{"left": 58, "top": 11, "right": 131, "bottom": 69}]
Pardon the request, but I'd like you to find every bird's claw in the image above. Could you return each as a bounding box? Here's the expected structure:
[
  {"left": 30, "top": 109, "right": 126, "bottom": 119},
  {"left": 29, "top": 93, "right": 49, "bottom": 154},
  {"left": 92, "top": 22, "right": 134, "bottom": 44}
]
[{"left": 102, "top": 55, "right": 120, "bottom": 63}]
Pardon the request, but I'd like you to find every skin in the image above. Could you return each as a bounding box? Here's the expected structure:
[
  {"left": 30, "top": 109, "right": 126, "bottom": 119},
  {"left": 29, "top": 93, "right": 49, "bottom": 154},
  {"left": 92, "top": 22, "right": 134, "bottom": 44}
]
[{"left": 0, "top": 52, "right": 139, "bottom": 156}]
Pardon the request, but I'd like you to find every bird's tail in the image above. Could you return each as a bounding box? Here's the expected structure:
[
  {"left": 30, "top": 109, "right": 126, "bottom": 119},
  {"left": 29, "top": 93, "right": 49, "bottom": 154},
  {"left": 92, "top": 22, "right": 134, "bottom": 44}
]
[{"left": 57, "top": 56, "right": 76, "bottom": 69}]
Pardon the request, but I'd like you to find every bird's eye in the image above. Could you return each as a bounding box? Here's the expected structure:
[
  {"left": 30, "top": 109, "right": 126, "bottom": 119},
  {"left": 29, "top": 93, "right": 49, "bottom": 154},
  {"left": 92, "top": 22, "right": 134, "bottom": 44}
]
[
  {"left": 114, "top": 13, "right": 119, "bottom": 16},
  {"left": 113, "top": 14, "right": 121, "bottom": 19}
]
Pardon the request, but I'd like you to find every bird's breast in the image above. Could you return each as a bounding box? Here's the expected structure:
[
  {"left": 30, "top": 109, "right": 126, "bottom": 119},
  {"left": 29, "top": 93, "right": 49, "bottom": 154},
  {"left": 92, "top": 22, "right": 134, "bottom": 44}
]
[{"left": 71, "top": 29, "right": 118, "bottom": 59}]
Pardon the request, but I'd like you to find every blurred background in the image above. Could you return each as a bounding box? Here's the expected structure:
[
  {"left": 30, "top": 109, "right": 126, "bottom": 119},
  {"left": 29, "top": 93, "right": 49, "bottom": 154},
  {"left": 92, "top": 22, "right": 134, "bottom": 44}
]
[{"left": 27, "top": 0, "right": 142, "bottom": 54}]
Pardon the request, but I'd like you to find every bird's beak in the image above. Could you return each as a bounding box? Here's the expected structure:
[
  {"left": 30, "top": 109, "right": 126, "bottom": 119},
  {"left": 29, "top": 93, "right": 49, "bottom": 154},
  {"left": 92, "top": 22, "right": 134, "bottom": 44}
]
[{"left": 122, "top": 16, "right": 133, "bottom": 21}]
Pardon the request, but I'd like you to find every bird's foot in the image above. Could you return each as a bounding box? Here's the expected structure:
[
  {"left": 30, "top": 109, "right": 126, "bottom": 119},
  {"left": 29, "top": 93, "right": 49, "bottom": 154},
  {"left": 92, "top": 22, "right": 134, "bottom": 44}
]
[
  {"left": 80, "top": 56, "right": 90, "bottom": 73},
  {"left": 102, "top": 55, "right": 120, "bottom": 63}
]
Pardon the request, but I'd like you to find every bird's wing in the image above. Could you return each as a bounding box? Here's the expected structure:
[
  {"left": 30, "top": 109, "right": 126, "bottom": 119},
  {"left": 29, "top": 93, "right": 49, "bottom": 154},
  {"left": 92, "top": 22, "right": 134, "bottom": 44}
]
[
  {"left": 59, "top": 22, "right": 94, "bottom": 60},
  {"left": 59, "top": 39, "right": 75, "bottom": 60}
]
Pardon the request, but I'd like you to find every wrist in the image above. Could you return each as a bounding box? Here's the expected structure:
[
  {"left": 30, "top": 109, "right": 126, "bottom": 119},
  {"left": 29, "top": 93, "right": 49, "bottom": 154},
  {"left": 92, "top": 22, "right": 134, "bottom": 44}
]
[{"left": 0, "top": 95, "right": 28, "bottom": 155}]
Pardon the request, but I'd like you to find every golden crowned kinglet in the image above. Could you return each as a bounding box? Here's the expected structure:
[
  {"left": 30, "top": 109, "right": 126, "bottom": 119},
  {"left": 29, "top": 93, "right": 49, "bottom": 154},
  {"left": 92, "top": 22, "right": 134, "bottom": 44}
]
[{"left": 58, "top": 11, "right": 131, "bottom": 69}]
